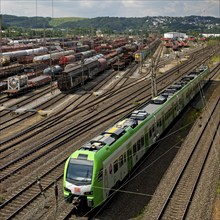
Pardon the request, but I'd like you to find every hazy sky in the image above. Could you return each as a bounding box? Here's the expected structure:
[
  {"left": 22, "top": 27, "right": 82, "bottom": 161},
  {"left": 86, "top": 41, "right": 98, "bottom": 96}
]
[{"left": 0, "top": 0, "right": 219, "bottom": 18}]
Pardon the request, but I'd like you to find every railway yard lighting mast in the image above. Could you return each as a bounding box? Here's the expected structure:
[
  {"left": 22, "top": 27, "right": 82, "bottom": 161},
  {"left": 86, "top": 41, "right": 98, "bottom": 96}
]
[
  {"left": 151, "top": 57, "right": 157, "bottom": 98},
  {"left": 175, "top": 52, "right": 180, "bottom": 75},
  {"left": 81, "top": 58, "right": 84, "bottom": 86},
  {"left": 0, "top": 14, "right": 2, "bottom": 69},
  {"left": 138, "top": 29, "right": 143, "bottom": 73}
]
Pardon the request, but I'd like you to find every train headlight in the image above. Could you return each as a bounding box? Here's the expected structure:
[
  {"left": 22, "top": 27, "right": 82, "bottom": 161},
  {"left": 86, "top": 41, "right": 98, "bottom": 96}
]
[
  {"left": 64, "top": 186, "right": 71, "bottom": 193},
  {"left": 87, "top": 199, "right": 94, "bottom": 207},
  {"left": 84, "top": 191, "right": 93, "bottom": 195}
]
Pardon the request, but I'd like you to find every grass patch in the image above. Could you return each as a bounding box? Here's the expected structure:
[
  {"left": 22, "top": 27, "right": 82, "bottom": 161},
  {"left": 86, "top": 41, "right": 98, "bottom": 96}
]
[
  {"left": 181, "top": 107, "right": 202, "bottom": 127},
  {"left": 0, "top": 195, "right": 5, "bottom": 204},
  {"left": 133, "top": 101, "right": 140, "bottom": 106},
  {"left": 211, "top": 54, "right": 220, "bottom": 63},
  {"left": 49, "top": 17, "right": 86, "bottom": 27}
]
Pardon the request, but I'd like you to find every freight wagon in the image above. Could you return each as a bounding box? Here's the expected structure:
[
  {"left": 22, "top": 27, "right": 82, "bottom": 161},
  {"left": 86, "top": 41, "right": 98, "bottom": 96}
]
[
  {"left": 33, "top": 50, "right": 75, "bottom": 63},
  {"left": 2, "top": 47, "right": 48, "bottom": 58},
  {"left": 134, "top": 38, "right": 161, "bottom": 62},
  {"left": 0, "top": 81, "right": 7, "bottom": 92},
  {"left": 59, "top": 50, "right": 97, "bottom": 65},
  {"left": 112, "top": 54, "right": 134, "bottom": 71},
  {"left": 63, "top": 65, "right": 210, "bottom": 209},
  {"left": 57, "top": 57, "right": 107, "bottom": 92},
  {"left": 4, "top": 75, "right": 51, "bottom": 96}
]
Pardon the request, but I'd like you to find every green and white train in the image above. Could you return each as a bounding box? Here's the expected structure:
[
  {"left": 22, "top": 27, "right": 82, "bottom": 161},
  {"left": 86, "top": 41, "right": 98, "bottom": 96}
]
[{"left": 63, "top": 65, "right": 210, "bottom": 208}]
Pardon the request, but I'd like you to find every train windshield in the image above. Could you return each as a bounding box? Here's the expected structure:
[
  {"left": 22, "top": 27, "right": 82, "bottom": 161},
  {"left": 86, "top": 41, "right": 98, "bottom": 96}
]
[{"left": 66, "top": 158, "right": 93, "bottom": 186}]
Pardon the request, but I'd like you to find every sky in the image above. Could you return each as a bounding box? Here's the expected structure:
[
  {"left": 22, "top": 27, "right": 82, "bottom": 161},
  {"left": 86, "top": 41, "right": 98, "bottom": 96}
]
[{"left": 0, "top": 0, "right": 219, "bottom": 18}]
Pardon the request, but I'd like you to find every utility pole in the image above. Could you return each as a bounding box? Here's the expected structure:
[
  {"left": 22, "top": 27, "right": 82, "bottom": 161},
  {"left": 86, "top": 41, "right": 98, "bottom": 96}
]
[
  {"left": 0, "top": 14, "right": 2, "bottom": 69},
  {"left": 138, "top": 29, "right": 143, "bottom": 74},
  {"left": 176, "top": 53, "right": 180, "bottom": 75},
  {"left": 118, "top": 55, "right": 119, "bottom": 72},
  {"left": 81, "top": 58, "right": 84, "bottom": 86},
  {"left": 0, "top": 14, "right": 2, "bottom": 88},
  {"left": 151, "top": 57, "right": 157, "bottom": 98}
]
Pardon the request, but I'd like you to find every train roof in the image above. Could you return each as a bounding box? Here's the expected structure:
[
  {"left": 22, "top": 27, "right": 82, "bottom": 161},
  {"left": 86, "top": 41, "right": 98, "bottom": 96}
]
[{"left": 70, "top": 65, "right": 209, "bottom": 160}]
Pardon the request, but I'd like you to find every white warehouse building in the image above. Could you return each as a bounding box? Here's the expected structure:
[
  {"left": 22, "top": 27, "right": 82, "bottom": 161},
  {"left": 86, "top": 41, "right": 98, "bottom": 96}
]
[{"left": 164, "top": 32, "right": 187, "bottom": 39}]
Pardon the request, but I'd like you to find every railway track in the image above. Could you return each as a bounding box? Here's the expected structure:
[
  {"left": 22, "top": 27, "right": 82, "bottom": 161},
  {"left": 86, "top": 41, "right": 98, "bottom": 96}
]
[
  {"left": 0, "top": 93, "right": 144, "bottom": 219},
  {"left": 0, "top": 91, "right": 67, "bottom": 132},
  {"left": 58, "top": 65, "right": 220, "bottom": 219},
  {"left": 2, "top": 58, "right": 218, "bottom": 161},
  {"left": 1, "top": 50, "right": 218, "bottom": 166},
  {"left": 0, "top": 45, "right": 215, "bottom": 135},
  {"left": 155, "top": 95, "right": 220, "bottom": 220},
  {"left": 0, "top": 45, "right": 218, "bottom": 220},
  {"left": 0, "top": 77, "right": 156, "bottom": 181},
  {"left": 0, "top": 85, "right": 55, "bottom": 115}
]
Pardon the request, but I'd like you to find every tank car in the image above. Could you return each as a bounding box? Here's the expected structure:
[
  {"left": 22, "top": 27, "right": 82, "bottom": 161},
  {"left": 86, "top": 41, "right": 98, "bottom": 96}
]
[
  {"left": 81, "top": 50, "right": 96, "bottom": 59},
  {"left": 59, "top": 55, "right": 76, "bottom": 65},
  {"left": 63, "top": 66, "right": 210, "bottom": 209},
  {"left": 43, "top": 65, "right": 63, "bottom": 77},
  {"left": 2, "top": 47, "right": 48, "bottom": 58},
  {"left": 33, "top": 50, "right": 75, "bottom": 63},
  {"left": 75, "top": 45, "right": 90, "bottom": 53}
]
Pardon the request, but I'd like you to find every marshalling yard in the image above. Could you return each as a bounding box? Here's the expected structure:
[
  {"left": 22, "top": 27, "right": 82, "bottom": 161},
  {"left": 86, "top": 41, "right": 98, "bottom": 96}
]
[{"left": 0, "top": 35, "right": 219, "bottom": 220}]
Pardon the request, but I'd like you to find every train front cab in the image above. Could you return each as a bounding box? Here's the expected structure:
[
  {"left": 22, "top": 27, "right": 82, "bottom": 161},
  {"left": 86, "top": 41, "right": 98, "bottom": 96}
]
[{"left": 63, "top": 155, "right": 95, "bottom": 208}]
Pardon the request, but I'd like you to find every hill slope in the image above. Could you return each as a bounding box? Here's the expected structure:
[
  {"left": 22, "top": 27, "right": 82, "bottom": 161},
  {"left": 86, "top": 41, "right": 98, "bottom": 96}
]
[{"left": 1, "top": 14, "right": 219, "bottom": 34}]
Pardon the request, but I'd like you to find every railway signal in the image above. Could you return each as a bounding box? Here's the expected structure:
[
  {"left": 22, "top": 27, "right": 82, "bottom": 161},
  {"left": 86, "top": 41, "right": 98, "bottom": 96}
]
[
  {"left": 54, "top": 179, "right": 58, "bottom": 212},
  {"left": 36, "top": 177, "right": 46, "bottom": 199}
]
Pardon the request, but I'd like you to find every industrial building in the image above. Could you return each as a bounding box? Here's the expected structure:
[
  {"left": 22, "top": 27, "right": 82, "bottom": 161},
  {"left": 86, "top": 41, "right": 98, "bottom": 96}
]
[{"left": 163, "top": 32, "right": 187, "bottom": 39}]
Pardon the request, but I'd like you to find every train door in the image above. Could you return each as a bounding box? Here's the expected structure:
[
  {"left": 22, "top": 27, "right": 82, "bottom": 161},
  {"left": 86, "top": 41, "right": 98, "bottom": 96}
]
[
  {"left": 150, "top": 116, "right": 158, "bottom": 143},
  {"left": 176, "top": 95, "right": 181, "bottom": 115},
  {"left": 127, "top": 147, "right": 133, "bottom": 173},
  {"left": 144, "top": 130, "right": 149, "bottom": 150},
  {"left": 103, "top": 167, "right": 109, "bottom": 199},
  {"left": 119, "top": 154, "right": 127, "bottom": 181}
]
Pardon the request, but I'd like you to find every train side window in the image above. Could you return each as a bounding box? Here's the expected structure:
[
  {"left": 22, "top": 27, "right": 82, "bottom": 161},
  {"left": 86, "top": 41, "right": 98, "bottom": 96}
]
[
  {"left": 159, "top": 119, "right": 162, "bottom": 127},
  {"left": 133, "top": 143, "right": 137, "bottom": 154},
  {"left": 157, "top": 119, "right": 161, "bottom": 127},
  {"left": 119, "top": 155, "right": 123, "bottom": 167},
  {"left": 152, "top": 126, "right": 155, "bottom": 133},
  {"left": 114, "top": 160, "right": 118, "bottom": 173},
  {"left": 124, "top": 152, "right": 126, "bottom": 163},
  {"left": 141, "top": 136, "right": 144, "bottom": 147},
  {"left": 145, "top": 133, "right": 149, "bottom": 142},
  {"left": 149, "top": 129, "right": 152, "bottom": 137},
  {"left": 127, "top": 148, "right": 132, "bottom": 160},
  {"left": 137, "top": 140, "right": 141, "bottom": 150}
]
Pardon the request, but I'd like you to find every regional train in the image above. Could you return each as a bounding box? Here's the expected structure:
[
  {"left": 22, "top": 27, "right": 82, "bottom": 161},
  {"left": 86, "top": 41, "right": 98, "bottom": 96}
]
[
  {"left": 63, "top": 65, "right": 210, "bottom": 209},
  {"left": 134, "top": 38, "right": 161, "bottom": 62}
]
